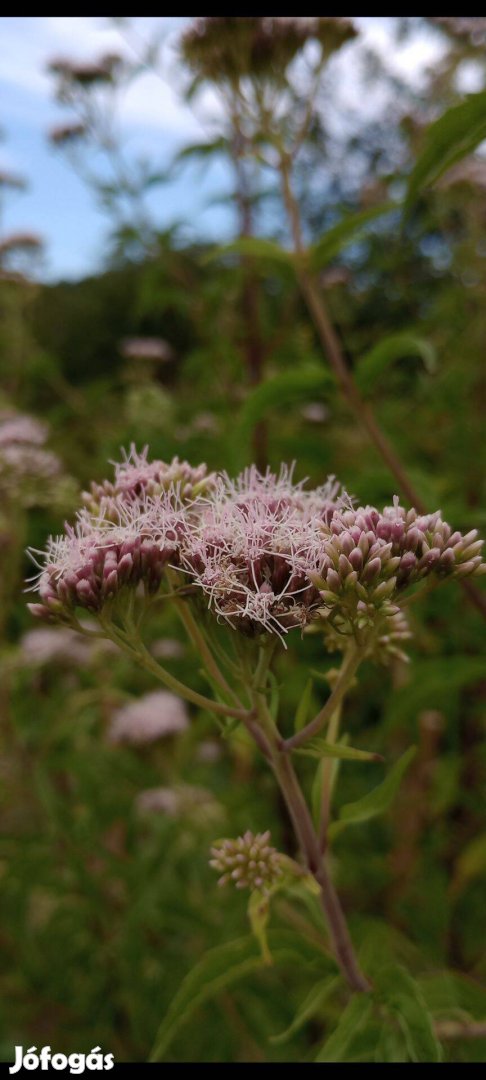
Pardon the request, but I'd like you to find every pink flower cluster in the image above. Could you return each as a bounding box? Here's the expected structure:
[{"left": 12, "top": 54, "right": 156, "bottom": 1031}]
[
  {"left": 181, "top": 466, "right": 345, "bottom": 638},
  {"left": 313, "top": 497, "right": 485, "bottom": 636},
  {"left": 108, "top": 690, "right": 189, "bottom": 746},
  {"left": 0, "top": 410, "right": 64, "bottom": 507},
  {"left": 28, "top": 495, "right": 184, "bottom": 619},
  {"left": 82, "top": 444, "right": 214, "bottom": 519},
  {"left": 28, "top": 450, "right": 485, "bottom": 640}
]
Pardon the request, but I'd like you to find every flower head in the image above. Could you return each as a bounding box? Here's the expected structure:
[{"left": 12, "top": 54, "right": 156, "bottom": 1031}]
[
  {"left": 181, "top": 17, "right": 356, "bottom": 85},
  {"left": 108, "top": 690, "right": 189, "bottom": 746},
  {"left": 27, "top": 492, "right": 185, "bottom": 620},
  {"left": 82, "top": 444, "right": 214, "bottom": 519},
  {"left": 313, "top": 497, "right": 485, "bottom": 637},
  {"left": 210, "top": 830, "right": 283, "bottom": 894},
  {"left": 136, "top": 784, "right": 223, "bottom": 826},
  {"left": 0, "top": 410, "right": 73, "bottom": 510},
  {"left": 19, "top": 626, "right": 93, "bottom": 667},
  {"left": 182, "top": 466, "right": 343, "bottom": 640},
  {"left": 0, "top": 412, "right": 47, "bottom": 446}
]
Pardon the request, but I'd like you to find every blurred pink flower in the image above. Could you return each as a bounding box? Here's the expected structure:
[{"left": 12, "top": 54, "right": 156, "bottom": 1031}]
[{"left": 108, "top": 690, "right": 189, "bottom": 746}]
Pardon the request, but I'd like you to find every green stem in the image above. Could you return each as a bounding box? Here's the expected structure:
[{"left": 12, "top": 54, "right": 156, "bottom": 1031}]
[
  {"left": 271, "top": 747, "right": 370, "bottom": 993},
  {"left": 318, "top": 702, "right": 342, "bottom": 851},
  {"left": 167, "top": 573, "right": 242, "bottom": 708},
  {"left": 284, "top": 645, "right": 362, "bottom": 751},
  {"left": 251, "top": 691, "right": 370, "bottom": 993},
  {"left": 100, "top": 616, "right": 251, "bottom": 722}
]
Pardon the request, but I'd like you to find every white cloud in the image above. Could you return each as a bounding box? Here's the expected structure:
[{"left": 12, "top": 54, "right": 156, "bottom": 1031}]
[{"left": 0, "top": 16, "right": 202, "bottom": 138}]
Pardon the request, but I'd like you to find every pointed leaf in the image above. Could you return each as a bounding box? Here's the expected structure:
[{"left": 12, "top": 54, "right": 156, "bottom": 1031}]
[
  {"left": 295, "top": 737, "right": 383, "bottom": 763},
  {"left": 149, "top": 931, "right": 321, "bottom": 1061},
  {"left": 173, "top": 137, "right": 229, "bottom": 167},
  {"left": 329, "top": 746, "right": 416, "bottom": 840},
  {"left": 405, "top": 91, "right": 486, "bottom": 212},
  {"left": 295, "top": 678, "right": 315, "bottom": 731},
  {"left": 205, "top": 236, "right": 293, "bottom": 266},
  {"left": 271, "top": 977, "right": 339, "bottom": 1045},
  {"left": 309, "top": 202, "right": 393, "bottom": 271},
  {"left": 355, "top": 333, "right": 436, "bottom": 395},
  {"left": 315, "top": 994, "right": 374, "bottom": 1061},
  {"left": 236, "top": 366, "right": 334, "bottom": 449},
  {"left": 248, "top": 891, "right": 272, "bottom": 966},
  {"left": 375, "top": 964, "right": 442, "bottom": 1063}
]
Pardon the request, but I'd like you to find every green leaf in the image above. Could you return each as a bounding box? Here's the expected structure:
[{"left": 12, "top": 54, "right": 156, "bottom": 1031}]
[
  {"left": 236, "top": 365, "right": 334, "bottom": 449},
  {"left": 419, "top": 970, "right": 486, "bottom": 1021},
  {"left": 271, "top": 977, "right": 339, "bottom": 1045},
  {"left": 385, "top": 657, "right": 486, "bottom": 730},
  {"left": 295, "top": 678, "right": 314, "bottom": 731},
  {"left": 315, "top": 993, "right": 374, "bottom": 1061},
  {"left": 405, "top": 91, "right": 486, "bottom": 212},
  {"left": 205, "top": 236, "right": 293, "bottom": 267},
  {"left": 295, "top": 737, "right": 383, "bottom": 763},
  {"left": 248, "top": 891, "right": 272, "bottom": 966},
  {"left": 453, "top": 833, "right": 486, "bottom": 895},
  {"left": 329, "top": 746, "right": 416, "bottom": 840},
  {"left": 173, "top": 136, "right": 229, "bottom": 166},
  {"left": 267, "top": 670, "right": 281, "bottom": 722},
  {"left": 149, "top": 932, "right": 321, "bottom": 1061},
  {"left": 309, "top": 202, "right": 393, "bottom": 271},
  {"left": 374, "top": 964, "right": 442, "bottom": 1063},
  {"left": 355, "top": 333, "right": 436, "bottom": 395}
]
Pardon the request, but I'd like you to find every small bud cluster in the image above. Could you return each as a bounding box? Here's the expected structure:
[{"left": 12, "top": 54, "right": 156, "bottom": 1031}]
[
  {"left": 81, "top": 444, "right": 214, "bottom": 519},
  {"left": 181, "top": 17, "right": 356, "bottom": 85},
  {"left": 321, "top": 607, "right": 412, "bottom": 666},
  {"left": 49, "top": 52, "right": 123, "bottom": 87},
  {"left": 210, "top": 831, "right": 283, "bottom": 894},
  {"left": 313, "top": 498, "right": 485, "bottom": 637}
]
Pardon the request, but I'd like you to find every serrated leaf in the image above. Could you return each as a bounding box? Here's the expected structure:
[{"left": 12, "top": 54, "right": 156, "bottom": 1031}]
[
  {"left": 375, "top": 964, "right": 442, "bottom": 1063},
  {"left": 329, "top": 746, "right": 416, "bottom": 840},
  {"left": 271, "top": 977, "right": 339, "bottom": 1045},
  {"left": 295, "top": 737, "right": 383, "bottom": 763},
  {"left": 315, "top": 993, "right": 374, "bottom": 1062},
  {"left": 295, "top": 678, "right": 314, "bottom": 731},
  {"left": 355, "top": 333, "right": 436, "bottom": 395},
  {"left": 309, "top": 202, "right": 393, "bottom": 271},
  {"left": 405, "top": 91, "right": 486, "bottom": 212}
]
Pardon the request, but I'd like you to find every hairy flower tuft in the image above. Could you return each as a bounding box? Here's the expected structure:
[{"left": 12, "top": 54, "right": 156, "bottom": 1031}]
[
  {"left": 27, "top": 491, "right": 186, "bottom": 620},
  {"left": 82, "top": 444, "right": 215, "bottom": 519},
  {"left": 182, "top": 466, "right": 344, "bottom": 640}
]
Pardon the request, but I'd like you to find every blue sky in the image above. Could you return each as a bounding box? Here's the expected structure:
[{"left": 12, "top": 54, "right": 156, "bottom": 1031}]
[{"left": 0, "top": 17, "right": 445, "bottom": 282}]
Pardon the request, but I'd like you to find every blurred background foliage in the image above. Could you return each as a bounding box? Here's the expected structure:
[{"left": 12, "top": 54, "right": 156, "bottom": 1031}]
[{"left": 0, "top": 16, "right": 485, "bottom": 1063}]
